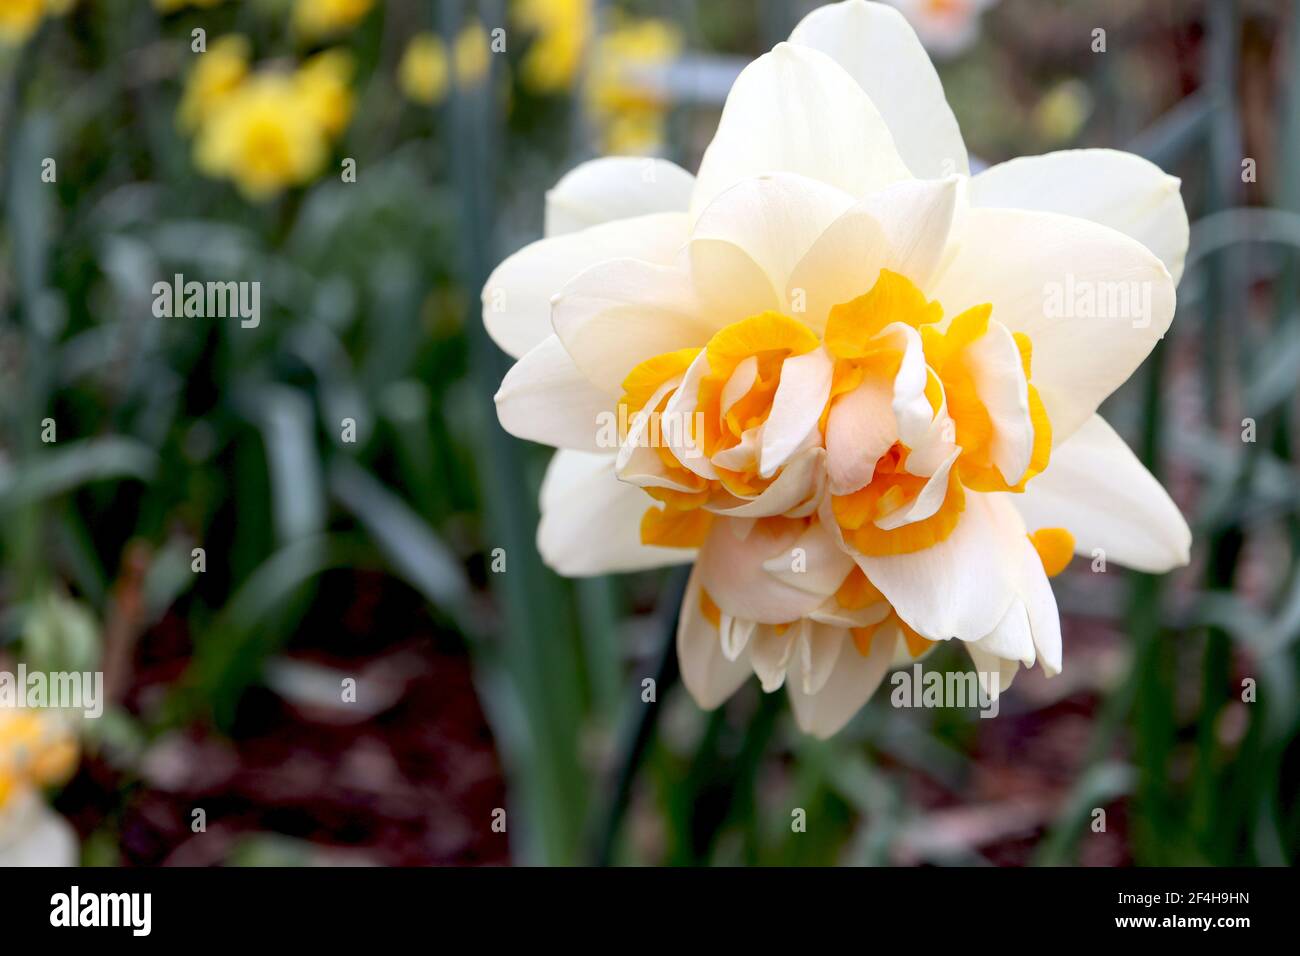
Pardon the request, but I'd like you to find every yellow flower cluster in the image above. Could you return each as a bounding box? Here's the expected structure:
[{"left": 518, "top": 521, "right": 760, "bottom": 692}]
[
  {"left": 398, "top": 23, "right": 492, "bottom": 106},
  {"left": 0, "top": 708, "right": 78, "bottom": 813},
  {"left": 515, "top": 0, "right": 590, "bottom": 94},
  {"left": 511, "top": 0, "right": 683, "bottom": 155},
  {"left": 0, "top": 0, "right": 73, "bottom": 47},
  {"left": 180, "top": 37, "right": 356, "bottom": 200},
  {"left": 294, "top": 0, "right": 375, "bottom": 41},
  {"left": 587, "top": 18, "right": 682, "bottom": 155}
]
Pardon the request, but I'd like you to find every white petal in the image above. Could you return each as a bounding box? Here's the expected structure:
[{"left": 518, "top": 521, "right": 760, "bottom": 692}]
[
  {"left": 787, "top": 615, "right": 896, "bottom": 738},
  {"left": 796, "top": 620, "right": 847, "bottom": 695},
  {"left": 615, "top": 375, "right": 679, "bottom": 471},
  {"left": 546, "top": 157, "right": 695, "bottom": 236},
  {"left": 885, "top": 618, "right": 924, "bottom": 667},
  {"left": 761, "top": 520, "right": 856, "bottom": 596},
  {"left": 959, "top": 495, "right": 1061, "bottom": 676},
  {"left": 874, "top": 446, "right": 960, "bottom": 530},
  {"left": 1014, "top": 413, "right": 1191, "bottom": 573},
  {"left": 788, "top": 0, "right": 969, "bottom": 179},
  {"left": 788, "top": 174, "right": 960, "bottom": 330},
  {"left": 787, "top": 210, "right": 887, "bottom": 334},
  {"left": 691, "top": 173, "right": 856, "bottom": 312},
  {"left": 662, "top": 351, "right": 719, "bottom": 480},
  {"left": 720, "top": 356, "right": 758, "bottom": 417},
  {"left": 930, "top": 206, "right": 1176, "bottom": 443},
  {"left": 760, "top": 348, "right": 834, "bottom": 478},
  {"left": 710, "top": 426, "right": 761, "bottom": 473},
  {"left": 884, "top": 323, "right": 934, "bottom": 452},
  {"left": 971, "top": 599, "right": 1036, "bottom": 668},
  {"left": 0, "top": 795, "right": 78, "bottom": 867},
  {"left": 1016, "top": 531, "right": 1062, "bottom": 676},
  {"left": 616, "top": 378, "right": 703, "bottom": 491},
  {"left": 678, "top": 565, "right": 752, "bottom": 709},
  {"left": 697, "top": 513, "right": 827, "bottom": 624},
  {"left": 552, "top": 258, "right": 715, "bottom": 394},
  {"left": 965, "top": 642, "right": 1020, "bottom": 702},
  {"left": 483, "top": 212, "right": 688, "bottom": 359},
  {"left": 751, "top": 624, "right": 797, "bottom": 692},
  {"left": 857, "top": 491, "right": 1020, "bottom": 642},
  {"left": 809, "top": 595, "right": 891, "bottom": 629},
  {"left": 688, "top": 239, "right": 782, "bottom": 323},
  {"left": 963, "top": 318, "right": 1034, "bottom": 485},
  {"left": 826, "top": 374, "right": 895, "bottom": 495},
  {"left": 720, "top": 614, "right": 757, "bottom": 662},
  {"left": 538, "top": 450, "right": 692, "bottom": 575},
  {"left": 689, "top": 43, "right": 911, "bottom": 221},
  {"left": 970, "top": 148, "right": 1189, "bottom": 283},
  {"left": 706, "top": 447, "right": 826, "bottom": 519},
  {"left": 495, "top": 335, "right": 612, "bottom": 452}
]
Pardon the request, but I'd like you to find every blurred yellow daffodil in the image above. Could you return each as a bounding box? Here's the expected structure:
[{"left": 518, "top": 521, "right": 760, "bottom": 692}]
[
  {"left": 295, "top": 48, "right": 356, "bottom": 139},
  {"left": 179, "top": 34, "right": 357, "bottom": 201},
  {"left": 178, "top": 34, "right": 251, "bottom": 132},
  {"left": 0, "top": 707, "right": 79, "bottom": 866},
  {"left": 293, "top": 0, "right": 374, "bottom": 41},
  {"left": 398, "top": 33, "right": 448, "bottom": 105},
  {"left": 515, "top": 0, "right": 591, "bottom": 95},
  {"left": 510, "top": 0, "right": 681, "bottom": 155},
  {"left": 398, "top": 24, "right": 492, "bottom": 106},
  {"left": 0, "top": 0, "right": 73, "bottom": 46},
  {"left": 195, "top": 73, "right": 329, "bottom": 200},
  {"left": 587, "top": 18, "right": 681, "bottom": 155}
]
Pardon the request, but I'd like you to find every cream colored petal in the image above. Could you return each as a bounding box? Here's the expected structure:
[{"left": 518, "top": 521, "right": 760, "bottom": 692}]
[
  {"left": 538, "top": 450, "right": 692, "bottom": 575},
  {"left": 697, "top": 513, "right": 827, "bottom": 624},
  {"left": 551, "top": 258, "right": 715, "bottom": 394},
  {"left": 761, "top": 520, "right": 857, "bottom": 596},
  {"left": 705, "top": 447, "right": 826, "bottom": 519},
  {"left": 760, "top": 348, "right": 834, "bottom": 478},
  {"left": 678, "top": 565, "right": 753, "bottom": 709},
  {"left": 545, "top": 157, "right": 696, "bottom": 236},
  {"left": 963, "top": 318, "right": 1034, "bottom": 486},
  {"left": 750, "top": 623, "right": 797, "bottom": 692},
  {"left": 690, "top": 173, "right": 856, "bottom": 312},
  {"left": 856, "top": 491, "right": 1020, "bottom": 642},
  {"left": 965, "top": 642, "right": 1021, "bottom": 702},
  {"left": 1014, "top": 413, "right": 1190, "bottom": 573},
  {"left": 495, "top": 335, "right": 612, "bottom": 452},
  {"left": 787, "top": 176, "right": 960, "bottom": 329},
  {"left": 0, "top": 795, "right": 78, "bottom": 867},
  {"left": 796, "top": 619, "right": 847, "bottom": 696},
  {"left": 788, "top": 0, "right": 968, "bottom": 179},
  {"left": 809, "top": 596, "right": 891, "bottom": 629},
  {"left": 874, "top": 446, "right": 959, "bottom": 530},
  {"left": 662, "top": 351, "right": 719, "bottom": 481},
  {"left": 689, "top": 43, "right": 911, "bottom": 221},
  {"left": 482, "top": 212, "right": 688, "bottom": 359},
  {"left": 970, "top": 148, "right": 1189, "bottom": 283},
  {"left": 787, "top": 615, "right": 896, "bottom": 738},
  {"left": 930, "top": 206, "right": 1176, "bottom": 444},
  {"left": 720, "top": 613, "right": 758, "bottom": 662},
  {"left": 826, "top": 374, "right": 895, "bottom": 495},
  {"left": 710, "top": 426, "right": 762, "bottom": 474}
]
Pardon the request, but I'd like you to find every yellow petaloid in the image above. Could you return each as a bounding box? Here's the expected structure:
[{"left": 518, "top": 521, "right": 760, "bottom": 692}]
[{"left": 627, "top": 269, "right": 1056, "bottom": 567}]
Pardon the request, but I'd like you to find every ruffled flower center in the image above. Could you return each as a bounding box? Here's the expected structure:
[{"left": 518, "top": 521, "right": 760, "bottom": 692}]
[{"left": 620, "top": 269, "right": 1055, "bottom": 557}]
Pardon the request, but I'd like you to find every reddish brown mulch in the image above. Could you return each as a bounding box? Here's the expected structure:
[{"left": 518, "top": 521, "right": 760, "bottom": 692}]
[{"left": 56, "top": 570, "right": 509, "bottom": 867}]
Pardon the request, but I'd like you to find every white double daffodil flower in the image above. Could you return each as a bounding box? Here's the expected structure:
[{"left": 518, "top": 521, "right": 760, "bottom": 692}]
[{"left": 484, "top": 0, "right": 1191, "bottom": 738}]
